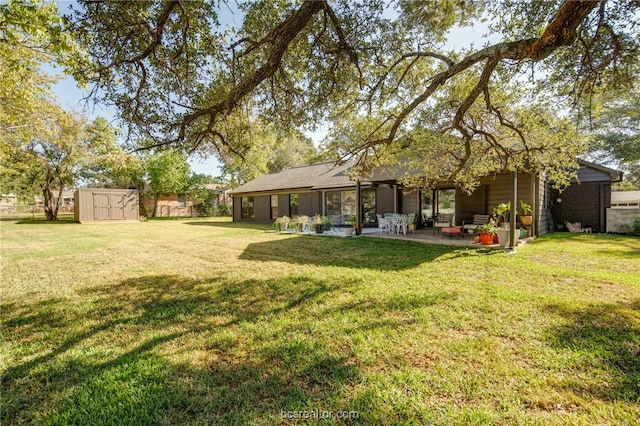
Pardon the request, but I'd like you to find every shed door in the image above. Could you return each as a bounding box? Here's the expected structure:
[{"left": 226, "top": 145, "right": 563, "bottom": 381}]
[
  {"left": 112, "top": 194, "right": 126, "bottom": 220},
  {"left": 93, "top": 193, "right": 111, "bottom": 220}
]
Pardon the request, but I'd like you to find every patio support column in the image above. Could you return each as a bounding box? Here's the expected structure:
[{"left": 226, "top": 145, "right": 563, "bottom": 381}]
[
  {"left": 530, "top": 172, "right": 536, "bottom": 237},
  {"left": 393, "top": 185, "right": 398, "bottom": 213},
  {"left": 510, "top": 171, "right": 518, "bottom": 249},
  {"left": 356, "top": 179, "right": 362, "bottom": 235}
]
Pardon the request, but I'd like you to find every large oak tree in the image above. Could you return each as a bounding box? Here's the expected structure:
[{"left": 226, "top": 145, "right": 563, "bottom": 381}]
[{"left": 70, "top": 0, "right": 640, "bottom": 189}]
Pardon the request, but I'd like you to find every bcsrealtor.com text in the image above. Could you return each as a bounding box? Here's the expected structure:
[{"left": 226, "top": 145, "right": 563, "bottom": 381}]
[{"left": 280, "top": 409, "right": 360, "bottom": 420}]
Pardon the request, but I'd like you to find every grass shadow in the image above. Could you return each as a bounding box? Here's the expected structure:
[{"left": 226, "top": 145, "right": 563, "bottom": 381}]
[
  {"left": 14, "top": 217, "right": 77, "bottom": 225},
  {"left": 240, "top": 234, "right": 499, "bottom": 271},
  {"left": 2, "top": 273, "right": 368, "bottom": 424},
  {"left": 183, "top": 220, "right": 270, "bottom": 231},
  {"left": 543, "top": 301, "right": 640, "bottom": 403}
]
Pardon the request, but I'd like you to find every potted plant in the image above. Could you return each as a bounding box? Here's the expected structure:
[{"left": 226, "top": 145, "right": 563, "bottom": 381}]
[
  {"left": 493, "top": 202, "right": 511, "bottom": 229},
  {"left": 408, "top": 212, "right": 419, "bottom": 232},
  {"left": 472, "top": 227, "right": 481, "bottom": 243},
  {"left": 518, "top": 201, "right": 533, "bottom": 227},
  {"left": 311, "top": 214, "right": 332, "bottom": 234},
  {"left": 343, "top": 215, "right": 356, "bottom": 236},
  {"left": 290, "top": 215, "right": 309, "bottom": 233},
  {"left": 519, "top": 228, "right": 528, "bottom": 239},
  {"left": 478, "top": 221, "right": 498, "bottom": 245},
  {"left": 273, "top": 215, "right": 290, "bottom": 232}
]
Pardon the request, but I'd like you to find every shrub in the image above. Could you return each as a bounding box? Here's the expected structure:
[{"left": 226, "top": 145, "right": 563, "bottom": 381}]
[{"left": 632, "top": 216, "right": 640, "bottom": 236}]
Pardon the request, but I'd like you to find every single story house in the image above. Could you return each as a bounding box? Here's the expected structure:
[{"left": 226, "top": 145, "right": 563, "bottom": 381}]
[{"left": 229, "top": 159, "right": 621, "bottom": 236}]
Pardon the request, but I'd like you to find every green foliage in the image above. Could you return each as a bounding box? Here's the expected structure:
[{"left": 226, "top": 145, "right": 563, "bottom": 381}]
[
  {"left": 478, "top": 221, "right": 498, "bottom": 235},
  {"left": 493, "top": 202, "right": 511, "bottom": 223},
  {"left": 518, "top": 201, "right": 532, "bottom": 216},
  {"left": 632, "top": 216, "right": 640, "bottom": 237},
  {"left": 272, "top": 215, "right": 290, "bottom": 231},
  {"left": 588, "top": 84, "right": 640, "bottom": 190},
  {"left": 67, "top": 1, "right": 640, "bottom": 192},
  {"left": 219, "top": 120, "right": 319, "bottom": 187}
]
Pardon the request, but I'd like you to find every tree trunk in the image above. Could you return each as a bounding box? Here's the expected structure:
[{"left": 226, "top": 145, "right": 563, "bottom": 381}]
[{"left": 41, "top": 168, "right": 58, "bottom": 221}]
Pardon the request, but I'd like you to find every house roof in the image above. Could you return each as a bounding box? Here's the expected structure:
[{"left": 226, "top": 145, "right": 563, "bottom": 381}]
[
  {"left": 577, "top": 159, "right": 623, "bottom": 182},
  {"left": 229, "top": 158, "right": 623, "bottom": 196},
  {"left": 229, "top": 162, "right": 358, "bottom": 195}
]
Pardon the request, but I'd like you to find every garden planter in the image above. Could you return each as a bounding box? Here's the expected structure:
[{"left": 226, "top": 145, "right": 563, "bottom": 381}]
[
  {"left": 519, "top": 215, "right": 533, "bottom": 226},
  {"left": 497, "top": 229, "right": 520, "bottom": 248},
  {"left": 479, "top": 232, "right": 494, "bottom": 245}
]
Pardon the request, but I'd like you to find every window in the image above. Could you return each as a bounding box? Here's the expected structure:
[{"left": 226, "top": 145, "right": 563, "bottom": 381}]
[
  {"left": 437, "top": 188, "right": 455, "bottom": 216},
  {"left": 241, "top": 196, "right": 254, "bottom": 219},
  {"left": 324, "top": 190, "right": 374, "bottom": 224},
  {"left": 270, "top": 195, "right": 279, "bottom": 219},
  {"left": 289, "top": 193, "right": 299, "bottom": 216},
  {"left": 362, "top": 190, "right": 376, "bottom": 223},
  {"left": 177, "top": 194, "right": 186, "bottom": 208}
]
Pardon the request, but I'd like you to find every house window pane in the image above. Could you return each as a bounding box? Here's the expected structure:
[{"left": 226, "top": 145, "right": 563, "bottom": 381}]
[
  {"left": 325, "top": 191, "right": 341, "bottom": 217},
  {"left": 289, "top": 193, "right": 299, "bottom": 216},
  {"left": 437, "top": 188, "right": 455, "bottom": 222},
  {"left": 362, "top": 189, "right": 376, "bottom": 223},
  {"left": 241, "top": 196, "right": 254, "bottom": 219},
  {"left": 341, "top": 191, "right": 357, "bottom": 217},
  {"left": 270, "top": 195, "right": 279, "bottom": 219},
  {"left": 177, "top": 194, "right": 186, "bottom": 208}
]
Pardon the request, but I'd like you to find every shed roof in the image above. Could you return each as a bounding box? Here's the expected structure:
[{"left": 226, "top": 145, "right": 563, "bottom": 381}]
[{"left": 229, "top": 162, "right": 357, "bottom": 195}]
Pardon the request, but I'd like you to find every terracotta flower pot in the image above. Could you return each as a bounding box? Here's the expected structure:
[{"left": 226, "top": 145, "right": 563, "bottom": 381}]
[
  {"left": 479, "top": 232, "right": 494, "bottom": 245},
  {"left": 520, "top": 215, "right": 533, "bottom": 226}
]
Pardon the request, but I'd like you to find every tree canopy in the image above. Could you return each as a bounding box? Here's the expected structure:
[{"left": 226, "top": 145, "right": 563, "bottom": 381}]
[{"left": 66, "top": 1, "right": 640, "bottom": 188}]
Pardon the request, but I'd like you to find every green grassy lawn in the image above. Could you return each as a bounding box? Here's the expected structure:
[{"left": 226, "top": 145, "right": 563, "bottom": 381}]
[{"left": 1, "top": 217, "right": 639, "bottom": 425}]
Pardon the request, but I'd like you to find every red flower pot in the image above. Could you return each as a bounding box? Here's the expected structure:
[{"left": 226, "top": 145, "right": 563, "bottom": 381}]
[{"left": 479, "top": 232, "right": 494, "bottom": 245}]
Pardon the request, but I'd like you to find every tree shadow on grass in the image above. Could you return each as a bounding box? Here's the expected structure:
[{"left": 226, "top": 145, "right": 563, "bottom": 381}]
[
  {"left": 543, "top": 301, "right": 640, "bottom": 403},
  {"left": 184, "top": 220, "right": 269, "bottom": 231},
  {"left": 4, "top": 272, "right": 436, "bottom": 424},
  {"left": 14, "top": 217, "right": 77, "bottom": 225},
  {"left": 239, "top": 235, "right": 499, "bottom": 271}
]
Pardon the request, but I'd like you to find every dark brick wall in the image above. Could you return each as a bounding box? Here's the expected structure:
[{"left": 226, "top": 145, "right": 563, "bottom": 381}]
[{"left": 552, "top": 182, "right": 608, "bottom": 232}]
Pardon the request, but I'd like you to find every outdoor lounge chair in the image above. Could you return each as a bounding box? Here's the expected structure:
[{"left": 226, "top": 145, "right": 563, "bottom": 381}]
[
  {"left": 462, "top": 214, "right": 491, "bottom": 237},
  {"left": 433, "top": 213, "right": 453, "bottom": 235}
]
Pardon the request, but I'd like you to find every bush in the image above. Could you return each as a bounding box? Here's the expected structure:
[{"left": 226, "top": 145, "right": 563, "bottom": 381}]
[{"left": 632, "top": 216, "right": 640, "bottom": 236}]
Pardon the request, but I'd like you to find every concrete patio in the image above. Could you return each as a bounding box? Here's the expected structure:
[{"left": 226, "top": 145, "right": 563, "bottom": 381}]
[{"left": 359, "top": 227, "right": 534, "bottom": 249}]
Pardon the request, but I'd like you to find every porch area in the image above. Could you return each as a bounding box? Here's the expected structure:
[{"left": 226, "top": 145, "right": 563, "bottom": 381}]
[{"left": 360, "top": 227, "right": 534, "bottom": 249}]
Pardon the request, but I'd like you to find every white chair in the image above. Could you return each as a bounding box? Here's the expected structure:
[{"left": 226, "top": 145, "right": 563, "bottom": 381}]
[{"left": 376, "top": 214, "right": 389, "bottom": 234}]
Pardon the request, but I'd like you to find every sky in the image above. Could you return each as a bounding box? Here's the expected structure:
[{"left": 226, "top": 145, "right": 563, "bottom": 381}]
[{"left": 50, "top": 2, "right": 494, "bottom": 177}]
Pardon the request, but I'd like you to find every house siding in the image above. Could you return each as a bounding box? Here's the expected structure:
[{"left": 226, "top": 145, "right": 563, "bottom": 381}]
[
  {"left": 401, "top": 188, "right": 419, "bottom": 215},
  {"left": 376, "top": 186, "right": 396, "bottom": 215},
  {"left": 456, "top": 185, "right": 487, "bottom": 225}
]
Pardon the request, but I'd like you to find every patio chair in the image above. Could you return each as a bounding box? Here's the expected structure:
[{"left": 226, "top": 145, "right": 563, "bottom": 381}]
[
  {"left": 462, "top": 214, "right": 490, "bottom": 237},
  {"left": 433, "top": 213, "right": 453, "bottom": 235},
  {"left": 376, "top": 214, "right": 389, "bottom": 234},
  {"left": 407, "top": 213, "right": 416, "bottom": 233}
]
